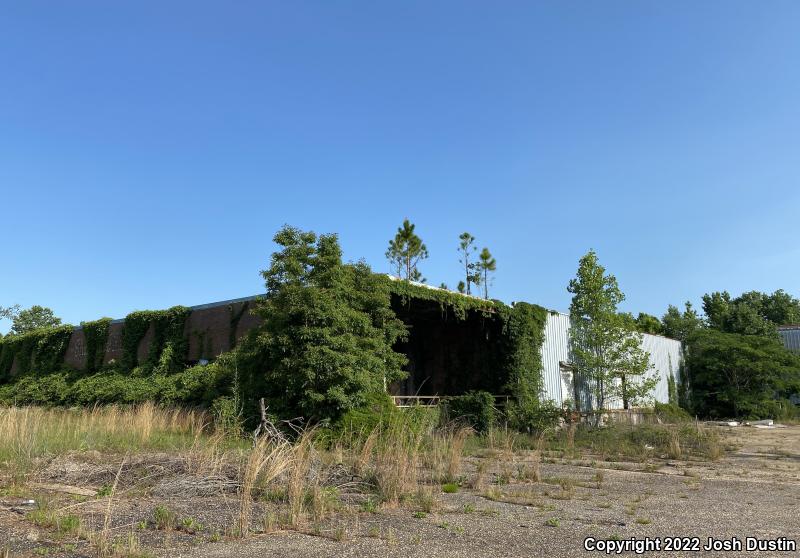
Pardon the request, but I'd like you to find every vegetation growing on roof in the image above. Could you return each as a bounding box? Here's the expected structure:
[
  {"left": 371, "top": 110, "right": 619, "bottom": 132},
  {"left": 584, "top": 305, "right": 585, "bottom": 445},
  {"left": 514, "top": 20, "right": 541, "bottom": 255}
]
[{"left": 385, "top": 276, "right": 497, "bottom": 320}]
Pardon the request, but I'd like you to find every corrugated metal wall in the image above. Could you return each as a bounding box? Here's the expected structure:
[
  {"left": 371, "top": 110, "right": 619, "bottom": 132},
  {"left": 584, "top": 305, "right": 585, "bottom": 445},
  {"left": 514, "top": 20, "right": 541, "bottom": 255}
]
[
  {"left": 540, "top": 312, "right": 571, "bottom": 407},
  {"left": 779, "top": 327, "right": 800, "bottom": 352},
  {"left": 539, "top": 312, "right": 683, "bottom": 410}
]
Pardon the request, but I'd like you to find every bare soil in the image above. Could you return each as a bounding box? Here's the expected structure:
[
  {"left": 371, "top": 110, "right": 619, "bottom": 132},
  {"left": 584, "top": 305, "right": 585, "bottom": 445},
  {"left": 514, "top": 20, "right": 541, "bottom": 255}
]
[{"left": 2, "top": 425, "right": 799, "bottom": 558}]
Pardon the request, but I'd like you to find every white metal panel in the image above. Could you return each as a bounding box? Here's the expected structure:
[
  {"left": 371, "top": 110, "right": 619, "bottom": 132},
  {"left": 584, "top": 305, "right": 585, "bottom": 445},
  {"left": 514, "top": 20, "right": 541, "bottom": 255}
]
[
  {"left": 640, "top": 333, "right": 682, "bottom": 404},
  {"left": 538, "top": 311, "right": 683, "bottom": 410},
  {"left": 779, "top": 327, "right": 800, "bottom": 352},
  {"left": 539, "top": 312, "right": 571, "bottom": 406}
]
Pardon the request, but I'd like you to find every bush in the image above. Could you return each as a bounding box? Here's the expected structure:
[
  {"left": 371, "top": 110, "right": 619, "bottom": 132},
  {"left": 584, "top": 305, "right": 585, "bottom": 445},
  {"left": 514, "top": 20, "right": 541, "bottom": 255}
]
[
  {"left": 336, "top": 392, "right": 400, "bottom": 434},
  {"left": 442, "top": 391, "right": 496, "bottom": 432},
  {"left": 0, "top": 360, "right": 231, "bottom": 408},
  {"left": 506, "top": 398, "right": 563, "bottom": 434},
  {"left": 653, "top": 402, "right": 692, "bottom": 423}
]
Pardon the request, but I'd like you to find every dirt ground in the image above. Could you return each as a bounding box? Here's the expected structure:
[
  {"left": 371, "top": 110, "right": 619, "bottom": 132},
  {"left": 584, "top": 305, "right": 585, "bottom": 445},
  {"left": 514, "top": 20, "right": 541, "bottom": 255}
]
[{"left": 1, "top": 425, "right": 798, "bottom": 558}]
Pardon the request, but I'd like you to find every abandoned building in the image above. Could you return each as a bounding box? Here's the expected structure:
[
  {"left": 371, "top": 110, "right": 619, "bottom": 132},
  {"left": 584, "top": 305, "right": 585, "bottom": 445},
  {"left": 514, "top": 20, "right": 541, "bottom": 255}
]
[{"left": 4, "top": 280, "right": 683, "bottom": 411}]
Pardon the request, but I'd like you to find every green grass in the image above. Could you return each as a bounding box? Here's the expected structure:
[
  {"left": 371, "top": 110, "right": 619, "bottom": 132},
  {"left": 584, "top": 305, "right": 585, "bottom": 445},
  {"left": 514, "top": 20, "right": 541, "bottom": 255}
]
[
  {"left": 441, "top": 483, "right": 459, "bottom": 494},
  {"left": 152, "top": 505, "right": 177, "bottom": 531}
]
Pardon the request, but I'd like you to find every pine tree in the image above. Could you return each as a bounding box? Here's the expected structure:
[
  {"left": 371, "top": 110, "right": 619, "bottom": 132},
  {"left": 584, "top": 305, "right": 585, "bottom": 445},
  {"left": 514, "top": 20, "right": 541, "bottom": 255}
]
[
  {"left": 385, "top": 219, "right": 428, "bottom": 282},
  {"left": 477, "top": 248, "right": 496, "bottom": 299},
  {"left": 457, "top": 232, "right": 480, "bottom": 295}
]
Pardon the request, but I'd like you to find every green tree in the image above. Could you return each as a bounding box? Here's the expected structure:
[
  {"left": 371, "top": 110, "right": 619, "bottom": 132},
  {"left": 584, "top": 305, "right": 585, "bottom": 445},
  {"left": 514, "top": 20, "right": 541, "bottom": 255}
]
[
  {"left": 11, "top": 305, "right": 62, "bottom": 335},
  {"left": 700, "top": 289, "right": 798, "bottom": 338},
  {"left": 385, "top": 219, "right": 428, "bottom": 282},
  {"left": 661, "top": 302, "right": 703, "bottom": 342},
  {"left": 458, "top": 232, "right": 481, "bottom": 294},
  {"left": 633, "top": 312, "right": 664, "bottom": 335},
  {"left": 0, "top": 305, "right": 19, "bottom": 321},
  {"left": 477, "top": 247, "right": 496, "bottom": 300},
  {"left": 0, "top": 305, "right": 20, "bottom": 338},
  {"left": 252, "top": 225, "right": 408, "bottom": 423},
  {"left": 457, "top": 281, "right": 466, "bottom": 294},
  {"left": 568, "top": 250, "right": 657, "bottom": 413},
  {"left": 661, "top": 301, "right": 703, "bottom": 409},
  {"left": 686, "top": 328, "right": 800, "bottom": 419},
  {"left": 457, "top": 232, "right": 481, "bottom": 295}
]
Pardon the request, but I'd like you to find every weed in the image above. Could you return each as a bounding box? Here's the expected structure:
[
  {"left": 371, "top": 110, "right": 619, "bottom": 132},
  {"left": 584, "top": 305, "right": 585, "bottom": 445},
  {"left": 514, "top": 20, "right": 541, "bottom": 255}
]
[
  {"left": 152, "top": 506, "right": 177, "bottom": 531},
  {"left": 179, "top": 517, "right": 204, "bottom": 534},
  {"left": 442, "top": 483, "right": 459, "bottom": 494},
  {"left": 360, "top": 497, "right": 379, "bottom": 514},
  {"left": 413, "top": 511, "right": 427, "bottom": 519},
  {"left": 546, "top": 517, "right": 561, "bottom": 527},
  {"left": 593, "top": 471, "right": 605, "bottom": 487},
  {"left": 413, "top": 486, "right": 438, "bottom": 513}
]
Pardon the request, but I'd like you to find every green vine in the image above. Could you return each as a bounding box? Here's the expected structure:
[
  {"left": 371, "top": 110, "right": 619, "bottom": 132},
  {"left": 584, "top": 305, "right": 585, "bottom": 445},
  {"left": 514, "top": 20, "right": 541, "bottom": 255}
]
[
  {"left": 228, "top": 301, "right": 250, "bottom": 350},
  {"left": 384, "top": 276, "right": 497, "bottom": 320},
  {"left": 0, "top": 325, "right": 74, "bottom": 378},
  {"left": 82, "top": 318, "right": 111, "bottom": 373},
  {"left": 498, "top": 302, "right": 551, "bottom": 428},
  {"left": 121, "top": 306, "right": 191, "bottom": 371}
]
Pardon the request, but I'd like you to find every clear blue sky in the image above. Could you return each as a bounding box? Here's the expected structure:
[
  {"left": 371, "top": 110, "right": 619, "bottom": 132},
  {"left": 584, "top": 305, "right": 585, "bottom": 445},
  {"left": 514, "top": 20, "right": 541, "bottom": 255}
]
[{"left": 2, "top": 1, "right": 799, "bottom": 333}]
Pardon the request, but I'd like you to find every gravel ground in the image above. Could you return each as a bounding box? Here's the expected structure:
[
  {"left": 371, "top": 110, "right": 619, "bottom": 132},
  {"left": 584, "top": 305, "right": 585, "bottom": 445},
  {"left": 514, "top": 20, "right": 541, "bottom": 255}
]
[{"left": 1, "top": 425, "right": 798, "bottom": 558}]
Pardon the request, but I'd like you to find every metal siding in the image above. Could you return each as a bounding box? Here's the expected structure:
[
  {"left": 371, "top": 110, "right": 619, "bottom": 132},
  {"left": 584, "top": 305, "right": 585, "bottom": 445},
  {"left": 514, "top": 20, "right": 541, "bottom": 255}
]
[
  {"left": 779, "top": 328, "right": 800, "bottom": 352},
  {"left": 640, "top": 333, "right": 682, "bottom": 404},
  {"left": 540, "top": 312, "right": 570, "bottom": 406},
  {"left": 538, "top": 312, "right": 683, "bottom": 409}
]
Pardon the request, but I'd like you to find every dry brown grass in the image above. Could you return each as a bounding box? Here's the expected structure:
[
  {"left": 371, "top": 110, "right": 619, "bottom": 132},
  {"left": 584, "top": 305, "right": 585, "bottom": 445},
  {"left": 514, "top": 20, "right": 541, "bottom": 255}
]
[
  {"left": 237, "top": 436, "right": 292, "bottom": 537},
  {"left": 287, "top": 431, "right": 316, "bottom": 527},
  {"left": 0, "top": 404, "right": 209, "bottom": 482}
]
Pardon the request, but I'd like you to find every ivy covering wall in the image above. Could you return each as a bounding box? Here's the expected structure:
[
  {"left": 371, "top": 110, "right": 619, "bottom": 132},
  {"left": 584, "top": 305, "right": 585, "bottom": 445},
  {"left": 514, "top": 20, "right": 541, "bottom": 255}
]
[
  {"left": 0, "top": 325, "right": 74, "bottom": 380},
  {"left": 82, "top": 318, "right": 111, "bottom": 374},
  {"left": 121, "top": 306, "right": 191, "bottom": 371},
  {"left": 0, "top": 280, "right": 551, "bottom": 418}
]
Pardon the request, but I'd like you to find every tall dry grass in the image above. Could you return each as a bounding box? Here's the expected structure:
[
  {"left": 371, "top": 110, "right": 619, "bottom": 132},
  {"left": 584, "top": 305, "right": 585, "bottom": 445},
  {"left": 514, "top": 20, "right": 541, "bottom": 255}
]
[
  {"left": 0, "top": 403, "right": 209, "bottom": 481},
  {"left": 237, "top": 436, "right": 292, "bottom": 538}
]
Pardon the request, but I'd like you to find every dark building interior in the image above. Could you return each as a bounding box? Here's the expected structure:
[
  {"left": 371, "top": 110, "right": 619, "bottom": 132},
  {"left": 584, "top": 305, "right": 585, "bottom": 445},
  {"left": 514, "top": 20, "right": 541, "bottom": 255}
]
[{"left": 389, "top": 295, "right": 508, "bottom": 397}]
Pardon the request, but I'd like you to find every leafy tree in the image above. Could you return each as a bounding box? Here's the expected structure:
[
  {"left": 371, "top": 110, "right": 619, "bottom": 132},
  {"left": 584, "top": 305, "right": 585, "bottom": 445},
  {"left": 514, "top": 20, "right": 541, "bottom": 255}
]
[
  {"left": 0, "top": 305, "right": 19, "bottom": 321},
  {"left": 477, "top": 248, "right": 496, "bottom": 300},
  {"left": 0, "top": 305, "right": 20, "bottom": 338},
  {"left": 633, "top": 312, "right": 664, "bottom": 335},
  {"left": 385, "top": 219, "right": 428, "bottom": 282},
  {"left": 11, "top": 305, "right": 62, "bottom": 335},
  {"left": 568, "top": 250, "right": 657, "bottom": 412},
  {"left": 661, "top": 301, "right": 703, "bottom": 409},
  {"left": 251, "top": 225, "right": 408, "bottom": 423},
  {"left": 686, "top": 328, "right": 800, "bottom": 419},
  {"left": 661, "top": 302, "right": 703, "bottom": 342},
  {"left": 457, "top": 232, "right": 481, "bottom": 295},
  {"left": 700, "top": 290, "right": 799, "bottom": 338},
  {"left": 761, "top": 289, "right": 800, "bottom": 325},
  {"left": 457, "top": 281, "right": 466, "bottom": 294}
]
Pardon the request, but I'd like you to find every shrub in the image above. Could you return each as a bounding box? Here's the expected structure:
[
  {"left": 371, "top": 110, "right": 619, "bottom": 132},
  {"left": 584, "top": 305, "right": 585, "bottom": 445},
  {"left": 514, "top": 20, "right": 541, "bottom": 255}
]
[
  {"left": 442, "top": 391, "right": 496, "bottom": 432},
  {"left": 506, "top": 398, "right": 563, "bottom": 434},
  {"left": 654, "top": 402, "right": 692, "bottom": 423}
]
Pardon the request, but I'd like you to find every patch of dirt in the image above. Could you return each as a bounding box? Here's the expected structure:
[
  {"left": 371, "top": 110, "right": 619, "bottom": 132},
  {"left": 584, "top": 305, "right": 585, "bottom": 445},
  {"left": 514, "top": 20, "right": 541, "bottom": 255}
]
[{"left": 2, "top": 426, "right": 798, "bottom": 557}]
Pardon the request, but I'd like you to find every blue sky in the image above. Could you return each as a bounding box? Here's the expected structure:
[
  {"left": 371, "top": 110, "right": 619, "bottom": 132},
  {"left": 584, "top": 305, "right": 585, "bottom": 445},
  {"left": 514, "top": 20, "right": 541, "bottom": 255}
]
[{"left": 2, "top": 1, "right": 799, "bottom": 332}]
